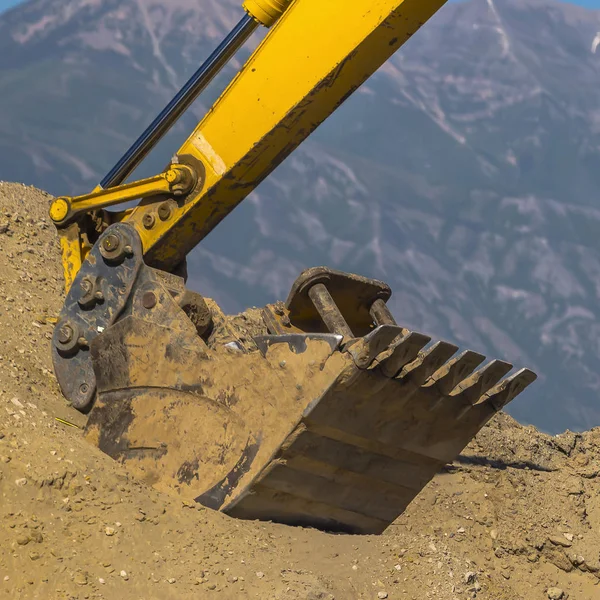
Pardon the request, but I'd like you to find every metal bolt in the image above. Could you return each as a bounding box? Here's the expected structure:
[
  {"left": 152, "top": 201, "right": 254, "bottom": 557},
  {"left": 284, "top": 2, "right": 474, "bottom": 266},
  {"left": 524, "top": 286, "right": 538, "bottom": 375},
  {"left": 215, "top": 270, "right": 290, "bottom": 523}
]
[
  {"left": 158, "top": 202, "right": 173, "bottom": 221},
  {"left": 142, "top": 213, "right": 155, "bottom": 229},
  {"left": 124, "top": 245, "right": 133, "bottom": 256},
  {"left": 78, "top": 275, "right": 104, "bottom": 309},
  {"left": 49, "top": 198, "right": 70, "bottom": 223},
  {"left": 80, "top": 383, "right": 89, "bottom": 394},
  {"left": 102, "top": 234, "right": 120, "bottom": 252},
  {"left": 58, "top": 324, "right": 74, "bottom": 345},
  {"left": 77, "top": 337, "right": 88, "bottom": 348},
  {"left": 142, "top": 292, "right": 157, "bottom": 309},
  {"left": 165, "top": 168, "right": 178, "bottom": 184}
]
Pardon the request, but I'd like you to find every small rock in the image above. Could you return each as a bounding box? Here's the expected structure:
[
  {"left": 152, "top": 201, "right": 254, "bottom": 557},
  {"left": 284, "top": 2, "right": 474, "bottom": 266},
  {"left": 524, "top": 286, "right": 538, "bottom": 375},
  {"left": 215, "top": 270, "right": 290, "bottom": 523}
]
[
  {"left": 98, "top": 578, "right": 105, "bottom": 585},
  {"left": 457, "top": 527, "right": 466, "bottom": 533},
  {"left": 10, "top": 398, "right": 23, "bottom": 409},
  {"left": 256, "top": 571, "right": 264, "bottom": 579},
  {"left": 549, "top": 535, "right": 572, "bottom": 548},
  {"left": 120, "top": 570, "right": 128, "bottom": 580},
  {"left": 3, "top": 576, "right": 8, "bottom": 582},
  {"left": 15, "top": 478, "right": 27, "bottom": 487},
  {"left": 167, "top": 578, "right": 176, "bottom": 584},
  {"left": 74, "top": 573, "right": 88, "bottom": 586},
  {"left": 17, "top": 535, "right": 30, "bottom": 546},
  {"left": 464, "top": 572, "right": 477, "bottom": 584},
  {"left": 105, "top": 527, "right": 116, "bottom": 536},
  {"left": 585, "top": 560, "right": 600, "bottom": 573},
  {"left": 394, "top": 564, "right": 401, "bottom": 571},
  {"left": 547, "top": 588, "right": 564, "bottom": 600},
  {"left": 378, "top": 592, "right": 389, "bottom": 599},
  {"left": 563, "top": 533, "right": 574, "bottom": 542},
  {"left": 544, "top": 545, "right": 574, "bottom": 573}
]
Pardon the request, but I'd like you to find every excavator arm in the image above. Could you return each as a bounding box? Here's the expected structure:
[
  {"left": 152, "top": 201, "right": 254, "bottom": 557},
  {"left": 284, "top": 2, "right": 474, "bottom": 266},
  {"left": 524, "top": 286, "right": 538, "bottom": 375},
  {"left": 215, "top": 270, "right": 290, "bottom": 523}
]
[
  {"left": 51, "top": 0, "right": 448, "bottom": 286},
  {"left": 48, "top": 0, "right": 538, "bottom": 535}
]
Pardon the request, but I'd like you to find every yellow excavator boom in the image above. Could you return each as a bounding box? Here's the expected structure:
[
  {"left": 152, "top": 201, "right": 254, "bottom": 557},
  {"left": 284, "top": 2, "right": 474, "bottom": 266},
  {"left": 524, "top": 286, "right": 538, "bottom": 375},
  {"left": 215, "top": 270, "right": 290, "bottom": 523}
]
[{"left": 51, "top": 0, "right": 447, "bottom": 287}]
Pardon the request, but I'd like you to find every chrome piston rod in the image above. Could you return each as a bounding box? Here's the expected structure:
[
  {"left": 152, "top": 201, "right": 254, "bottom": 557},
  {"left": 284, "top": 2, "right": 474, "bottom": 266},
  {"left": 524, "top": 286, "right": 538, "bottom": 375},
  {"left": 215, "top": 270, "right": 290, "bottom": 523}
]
[{"left": 100, "top": 13, "right": 258, "bottom": 190}]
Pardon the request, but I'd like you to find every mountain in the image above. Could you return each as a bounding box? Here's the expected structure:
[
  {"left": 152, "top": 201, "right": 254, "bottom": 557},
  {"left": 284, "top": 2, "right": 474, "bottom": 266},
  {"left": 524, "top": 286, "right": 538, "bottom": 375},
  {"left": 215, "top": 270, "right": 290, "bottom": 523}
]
[{"left": 2, "top": 0, "right": 600, "bottom": 434}]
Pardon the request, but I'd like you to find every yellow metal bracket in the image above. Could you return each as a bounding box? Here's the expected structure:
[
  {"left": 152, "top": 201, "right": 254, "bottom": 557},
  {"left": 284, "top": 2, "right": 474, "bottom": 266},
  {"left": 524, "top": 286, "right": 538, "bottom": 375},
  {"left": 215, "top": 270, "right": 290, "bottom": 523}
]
[
  {"left": 49, "top": 164, "right": 197, "bottom": 227},
  {"left": 57, "top": 223, "right": 86, "bottom": 293},
  {"left": 50, "top": 163, "right": 198, "bottom": 292}
]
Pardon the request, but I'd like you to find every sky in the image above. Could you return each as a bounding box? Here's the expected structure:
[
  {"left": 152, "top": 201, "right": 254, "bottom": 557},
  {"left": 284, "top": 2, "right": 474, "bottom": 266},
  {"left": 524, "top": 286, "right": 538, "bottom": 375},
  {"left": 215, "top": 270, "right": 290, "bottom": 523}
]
[
  {"left": 0, "top": 0, "right": 22, "bottom": 10},
  {"left": 2, "top": 0, "right": 600, "bottom": 12},
  {"left": 2, "top": 0, "right": 600, "bottom": 9}
]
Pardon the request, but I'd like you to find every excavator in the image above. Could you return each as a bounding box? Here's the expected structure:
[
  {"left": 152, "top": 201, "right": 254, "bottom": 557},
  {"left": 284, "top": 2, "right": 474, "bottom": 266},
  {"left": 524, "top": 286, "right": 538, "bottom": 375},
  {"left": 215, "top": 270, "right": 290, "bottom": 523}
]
[{"left": 48, "top": 0, "right": 537, "bottom": 534}]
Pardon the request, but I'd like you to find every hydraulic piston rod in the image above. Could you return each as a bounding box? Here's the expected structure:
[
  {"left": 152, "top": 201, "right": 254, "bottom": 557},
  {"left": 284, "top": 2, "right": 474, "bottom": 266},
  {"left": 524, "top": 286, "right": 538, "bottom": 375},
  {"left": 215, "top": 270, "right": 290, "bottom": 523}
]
[{"left": 100, "top": 13, "right": 258, "bottom": 190}]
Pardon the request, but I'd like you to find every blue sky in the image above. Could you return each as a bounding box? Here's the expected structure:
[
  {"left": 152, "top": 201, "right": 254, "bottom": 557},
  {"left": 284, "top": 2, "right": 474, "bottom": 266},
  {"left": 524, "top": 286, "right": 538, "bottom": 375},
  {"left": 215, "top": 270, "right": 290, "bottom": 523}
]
[
  {"left": 0, "top": 0, "right": 22, "bottom": 11},
  {"left": 2, "top": 0, "right": 600, "bottom": 13}
]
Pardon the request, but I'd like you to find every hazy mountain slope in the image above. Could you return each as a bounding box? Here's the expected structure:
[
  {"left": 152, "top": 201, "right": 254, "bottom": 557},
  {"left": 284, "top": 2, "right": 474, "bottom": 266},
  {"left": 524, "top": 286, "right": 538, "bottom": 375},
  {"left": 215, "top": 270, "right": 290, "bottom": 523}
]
[{"left": 1, "top": 0, "right": 600, "bottom": 433}]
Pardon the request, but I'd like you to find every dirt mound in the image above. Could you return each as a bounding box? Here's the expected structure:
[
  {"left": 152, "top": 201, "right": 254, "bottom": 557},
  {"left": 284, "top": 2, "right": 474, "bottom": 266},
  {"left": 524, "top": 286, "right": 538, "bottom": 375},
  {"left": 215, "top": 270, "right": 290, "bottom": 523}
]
[{"left": 1, "top": 182, "right": 599, "bottom": 600}]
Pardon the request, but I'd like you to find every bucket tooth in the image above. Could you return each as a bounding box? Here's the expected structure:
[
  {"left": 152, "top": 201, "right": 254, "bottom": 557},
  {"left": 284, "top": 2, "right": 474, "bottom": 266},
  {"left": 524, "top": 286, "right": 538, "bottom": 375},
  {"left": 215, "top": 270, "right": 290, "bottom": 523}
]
[
  {"left": 345, "top": 324, "right": 404, "bottom": 369},
  {"left": 454, "top": 360, "right": 513, "bottom": 404},
  {"left": 482, "top": 368, "right": 538, "bottom": 412},
  {"left": 426, "top": 350, "right": 486, "bottom": 397},
  {"left": 450, "top": 360, "right": 513, "bottom": 420},
  {"left": 446, "top": 369, "right": 538, "bottom": 445},
  {"left": 399, "top": 341, "right": 459, "bottom": 386},
  {"left": 378, "top": 331, "right": 431, "bottom": 378}
]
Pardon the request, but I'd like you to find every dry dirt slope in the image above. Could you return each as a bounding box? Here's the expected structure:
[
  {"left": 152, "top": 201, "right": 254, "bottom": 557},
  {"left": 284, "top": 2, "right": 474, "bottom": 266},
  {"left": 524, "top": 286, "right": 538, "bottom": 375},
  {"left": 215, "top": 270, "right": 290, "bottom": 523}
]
[{"left": 1, "top": 182, "right": 600, "bottom": 600}]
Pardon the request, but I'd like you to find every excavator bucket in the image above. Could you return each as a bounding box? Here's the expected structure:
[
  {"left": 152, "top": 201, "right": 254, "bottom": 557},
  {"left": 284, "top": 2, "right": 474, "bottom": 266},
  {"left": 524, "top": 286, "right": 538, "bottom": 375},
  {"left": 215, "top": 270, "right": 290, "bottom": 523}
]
[
  {"left": 45, "top": 0, "right": 536, "bottom": 535},
  {"left": 52, "top": 227, "right": 536, "bottom": 535}
]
